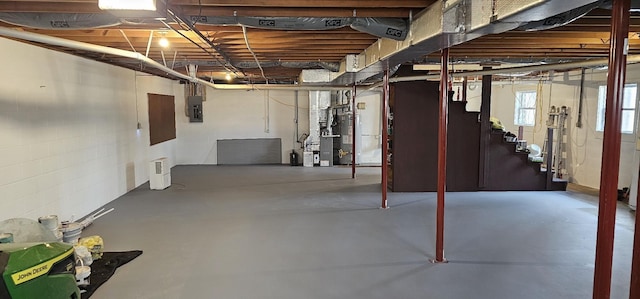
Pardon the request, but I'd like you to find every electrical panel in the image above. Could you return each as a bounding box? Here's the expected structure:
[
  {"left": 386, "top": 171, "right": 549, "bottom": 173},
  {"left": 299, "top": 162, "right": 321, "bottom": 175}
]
[{"left": 188, "top": 96, "right": 203, "bottom": 122}]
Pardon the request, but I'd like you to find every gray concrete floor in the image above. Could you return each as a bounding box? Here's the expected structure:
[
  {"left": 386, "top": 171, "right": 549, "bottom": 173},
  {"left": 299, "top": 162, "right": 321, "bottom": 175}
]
[{"left": 83, "top": 165, "right": 636, "bottom": 299}]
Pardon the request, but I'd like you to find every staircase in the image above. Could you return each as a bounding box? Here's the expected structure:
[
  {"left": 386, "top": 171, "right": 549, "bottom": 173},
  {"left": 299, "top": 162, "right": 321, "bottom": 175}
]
[
  {"left": 387, "top": 78, "right": 567, "bottom": 192},
  {"left": 485, "top": 129, "right": 567, "bottom": 191}
]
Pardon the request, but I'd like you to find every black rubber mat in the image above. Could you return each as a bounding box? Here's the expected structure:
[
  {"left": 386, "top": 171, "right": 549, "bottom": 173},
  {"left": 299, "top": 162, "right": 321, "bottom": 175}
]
[{"left": 81, "top": 250, "right": 142, "bottom": 299}]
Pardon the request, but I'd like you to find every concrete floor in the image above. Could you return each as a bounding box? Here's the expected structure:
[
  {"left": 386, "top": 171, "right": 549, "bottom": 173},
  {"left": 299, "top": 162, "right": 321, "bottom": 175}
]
[{"left": 83, "top": 165, "right": 636, "bottom": 299}]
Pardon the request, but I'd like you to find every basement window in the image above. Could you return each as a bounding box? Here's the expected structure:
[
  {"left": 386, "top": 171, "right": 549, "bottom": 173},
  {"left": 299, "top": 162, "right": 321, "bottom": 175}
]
[
  {"left": 514, "top": 91, "right": 537, "bottom": 127},
  {"left": 596, "top": 84, "right": 637, "bottom": 134}
]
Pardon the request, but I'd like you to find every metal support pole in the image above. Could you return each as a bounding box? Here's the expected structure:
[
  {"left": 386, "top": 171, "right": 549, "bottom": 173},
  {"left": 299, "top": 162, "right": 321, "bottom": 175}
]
[
  {"left": 545, "top": 128, "right": 554, "bottom": 190},
  {"left": 381, "top": 66, "right": 390, "bottom": 209},
  {"left": 294, "top": 90, "right": 299, "bottom": 150},
  {"left": 434, "top": 48, "right": 449, "bottom": 263},
  {"left": 462, "top": 77, "right": 468, "bottom": 102},
  {"left": 478, "top": 68, "right": 492, "bottom": 189},
  {"left": 352, "top": 84, "right": 357, "bottom": 179},
  {"left": 593, "top": 0, "right": 630, "bottom": 298},
  {"left": 576, "top": 68, "right": 586, "bottom": 128},
  {"left": 630, "top": 165, "right": 640, "bottom": 298}
]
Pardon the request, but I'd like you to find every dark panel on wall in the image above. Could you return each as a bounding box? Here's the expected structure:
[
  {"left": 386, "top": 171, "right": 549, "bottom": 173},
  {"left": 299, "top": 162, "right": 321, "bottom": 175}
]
[
  {"left": 217, "top": 138, "right": 282, "bottom": 165},
  {"left": 148, "top": 93, "right": 176, "bottom": 146},
  {"left": 389, "top": 80, "right": 480, "bottom": 192},
  {"left": 446, "top": 101, "right": 481, "bottom": 191}
]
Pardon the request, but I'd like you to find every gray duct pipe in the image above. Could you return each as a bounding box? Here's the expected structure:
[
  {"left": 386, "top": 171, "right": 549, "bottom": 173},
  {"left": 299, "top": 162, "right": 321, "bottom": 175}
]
[
  {"left": 0, "top": 12, "right": 121, "bottom": 29},
  {"left": 171, "top": 60, "right": 341, "bottom": 72},
  {"left": 190, "top": 16, "right": 409, "bottom": 41},
  {"left": 516, "top": 0, "right": 604, "bottom": 31},
  {"left": 0, "top": 13, "right": 409, "bottom": 41}
]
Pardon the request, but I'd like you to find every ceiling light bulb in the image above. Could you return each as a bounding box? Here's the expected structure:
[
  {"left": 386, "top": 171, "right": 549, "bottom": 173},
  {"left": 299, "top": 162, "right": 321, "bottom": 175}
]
[
  {"left": 225, "top": 72, "right": 232, "bottom": 81},
  {"left": 158, "top": 37, "right": 169, "bottom": 48}
]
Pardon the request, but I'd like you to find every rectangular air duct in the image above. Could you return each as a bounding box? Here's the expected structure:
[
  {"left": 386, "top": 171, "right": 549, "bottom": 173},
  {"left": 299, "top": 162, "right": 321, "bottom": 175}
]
[{"left": 331, "top": 0, "right": 600, "bottom": 85}]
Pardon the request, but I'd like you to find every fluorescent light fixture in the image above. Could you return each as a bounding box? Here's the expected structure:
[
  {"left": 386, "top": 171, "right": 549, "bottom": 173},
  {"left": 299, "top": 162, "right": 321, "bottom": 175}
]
[
  {"left": 98, "top": 0, "right": 157, "bottom": 11},
  {"left": 98, "top": 0, "right": 166, "bottom": 19}
]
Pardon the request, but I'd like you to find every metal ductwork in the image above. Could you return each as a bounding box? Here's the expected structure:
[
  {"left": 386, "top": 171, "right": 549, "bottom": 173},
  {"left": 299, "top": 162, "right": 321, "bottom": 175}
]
[
  {"left": 389, "top": 54, "right": 640, "bottom": 83},
  {"left": 189, "top": 16, "right": 409, "bottom": 41},
  {"left": 517, "top": 0, "right": 604, "bottom": 31},
  {"left": 331, "top": 0, "right": 602, "bottom": 85},
  {"left": 351, "top": 18, "right": 409, "bottom": 40},
  {"left": 0, "top": 13, "right": 121, "bottom": 29},
  {"left": 172, "top": 60, "right": 340, "bottom": 72}
]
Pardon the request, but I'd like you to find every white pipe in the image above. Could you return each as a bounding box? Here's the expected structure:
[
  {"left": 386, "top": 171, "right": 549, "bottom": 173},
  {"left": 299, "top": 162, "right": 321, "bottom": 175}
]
[
  {"left": 119, "top": 29, "right": 137, "bottom": 53},
  {"left": 171, "top": 50, "right": 177, "bottom": 69},
  {"left": 160, "top": 50, "right": 167, "bottom": 67},
  {"left": 390, "top": 56, "right": 640, "bottom": 83},
  {"left": 145, "top": 30, "right": 153, "bottom": 57},
  {"left": 0, "top": 27, "right": 363, "bottom": 91}
]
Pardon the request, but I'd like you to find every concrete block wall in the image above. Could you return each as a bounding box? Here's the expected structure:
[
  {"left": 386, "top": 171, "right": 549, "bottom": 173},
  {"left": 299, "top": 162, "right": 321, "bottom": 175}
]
[
  {"left": 0, "top": 37, "right": 177, "bottom": 222},
  {"left": 176, "top": 88, "right": 312, "bottom": 164}
]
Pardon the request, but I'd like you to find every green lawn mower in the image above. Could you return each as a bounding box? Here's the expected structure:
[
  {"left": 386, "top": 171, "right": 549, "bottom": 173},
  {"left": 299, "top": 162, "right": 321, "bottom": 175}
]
[{"left": 1, "top": 242, "right": 80, "bottom": 299}]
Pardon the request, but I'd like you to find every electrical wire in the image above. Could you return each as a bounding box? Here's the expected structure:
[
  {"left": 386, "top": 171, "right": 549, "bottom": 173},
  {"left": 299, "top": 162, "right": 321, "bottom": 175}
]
[
  {"left": 242, "top": 25, "right": 267, "bottom": 83},
  {"left": 570, "top": 84, "right": 589, "bottom": 168},
  {"left": 165, "top": 10, "right": 241, "bottom": 76},
  {"left": 159, "top": 20, "right": 228, "bottom": 73},
  {"left": 533, "top": 79, "right": 545, "bottom": 137},
  {"left": 267, "top": 94, "right": 310, "bottom": 109}
]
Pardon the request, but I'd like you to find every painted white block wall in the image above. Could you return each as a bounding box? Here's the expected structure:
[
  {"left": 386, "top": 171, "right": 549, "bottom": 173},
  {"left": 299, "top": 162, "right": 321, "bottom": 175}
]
[
  {"left": 0, "top": 37, "right": 176, "bottom": 222},
  {"left": 176, "top": 88, "right": 310, "bottom": 164},
  {"left": 175, "top": 87, "right": 384, "bottom": 165},
  {"left": 490, "top": 66, "right": 640, "bottom": 189}
]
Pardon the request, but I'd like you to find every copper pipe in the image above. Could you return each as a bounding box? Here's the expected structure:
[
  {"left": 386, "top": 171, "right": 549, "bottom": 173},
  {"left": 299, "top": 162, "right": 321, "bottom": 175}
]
[
  {"left": 352, "top": 84, "right": 357, "bottom": 179},
  {"left": 593, "top": 0, "right": 630, "bottom": 298},
  {"left": 435, "top": 48, "right": 449, "bottom": 263},
  {"left": 381, "top": 66, "right": 390, "bottom": 209}
]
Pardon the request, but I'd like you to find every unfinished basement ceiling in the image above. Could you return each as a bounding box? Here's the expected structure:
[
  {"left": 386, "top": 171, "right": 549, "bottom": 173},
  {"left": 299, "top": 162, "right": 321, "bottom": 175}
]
[{"left": 0, "top": 1, "right": 638, "bottom": 84}]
